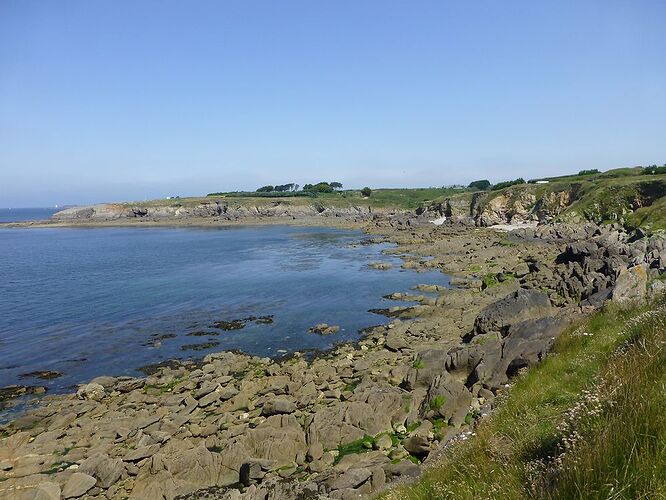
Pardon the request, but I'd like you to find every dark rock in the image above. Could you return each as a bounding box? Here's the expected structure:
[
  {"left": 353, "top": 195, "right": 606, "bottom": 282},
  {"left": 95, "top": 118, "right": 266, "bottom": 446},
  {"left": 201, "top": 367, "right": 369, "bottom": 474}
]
[
  {"left": 473, "top": 289, "right": 553, "bottom": 336},
  {"left": 18, "top": 370, "right": 62, "bottom": 380}
]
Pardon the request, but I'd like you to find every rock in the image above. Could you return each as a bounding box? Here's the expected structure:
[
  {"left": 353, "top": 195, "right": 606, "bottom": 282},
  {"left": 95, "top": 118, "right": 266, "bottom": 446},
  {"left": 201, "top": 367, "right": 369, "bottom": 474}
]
[
  {"left": 76, "top": 383, "right": 106, "bottom": 401},
  {"left": 374, "top": 434, "right": 393, "bottom": 450},
  {"left": 384, "top": 333, "right": 408, "bottom": 352},
  {"left": 471, "top": 314, "right": 572, "bottom": 389},
  {"left": 328, "top": 467, "right": 372, "bottom": 490},
  {"left": 18, "top": 370, "right": 62, "bottom": 380},
  {"left": 402, "top": 349, "right": 449, "bottom": 390},
  {"left": 307, "top": 443, "right": 324, "bottom": 462},
  {"left": 473, "top": 289, "right": 553, "bottom": 336},
  {"left": 402, "top": 435, "right": 430, "bottom": 456},
  {"left": 420, "top": 375, "right": 472, "bottom": 425},
  {"left": 612, "top": 264, "right": 648, "bottom": 303},
  {"left": 308, "top": 323, "right": 341, "bottom": 335},
  {"left": 369, "top": 262, "right": 393, "bottom": 270},
  {"left": 89, "top": 375, "right": 117, "bottom": 389},
  {"left": 116, "top": 378, "right": 145, "bottom": 393},
  {"left": 262, "top": 397, "right": 296, "bottom": 416},
  {"left": 79, "top": 453, "right": 124, "bottom": 488},
  {"left": 123, "top": 444, "right": 160, "bottom": 462},
  {"left": 62, "top": 473, "right": 96, "bottom": 498},
  {"left": 243, "top": 414, "right": 307, "bottom": 468},
  {"left": 306, "top": 402, "right": 393, "bottom": 449},
  {"left": 239, "top": 459, "right": 275, "bottom": 486}
]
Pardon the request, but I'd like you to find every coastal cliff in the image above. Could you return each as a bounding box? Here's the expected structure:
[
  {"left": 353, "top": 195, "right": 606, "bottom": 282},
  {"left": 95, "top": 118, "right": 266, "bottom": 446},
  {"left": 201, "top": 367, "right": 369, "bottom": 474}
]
[
  {"left": 51, "top": 199, "right": 400, "bottom": 223},
  {"left": 437, "top": 176, "right": 666, "bottom": 229}
]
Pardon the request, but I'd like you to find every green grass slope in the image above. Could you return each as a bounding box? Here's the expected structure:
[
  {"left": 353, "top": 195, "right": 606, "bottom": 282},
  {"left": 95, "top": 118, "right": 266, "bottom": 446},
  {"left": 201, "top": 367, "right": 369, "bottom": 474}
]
[{"left": 383, "top": 294, "right": 666, "bottom": 500}]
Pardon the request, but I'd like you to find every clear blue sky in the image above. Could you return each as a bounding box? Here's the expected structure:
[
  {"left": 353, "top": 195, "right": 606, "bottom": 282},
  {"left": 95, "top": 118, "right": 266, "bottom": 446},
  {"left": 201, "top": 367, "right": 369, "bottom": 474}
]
[{"left": 1, "top": 1, "right": 665, "bottom": 207}]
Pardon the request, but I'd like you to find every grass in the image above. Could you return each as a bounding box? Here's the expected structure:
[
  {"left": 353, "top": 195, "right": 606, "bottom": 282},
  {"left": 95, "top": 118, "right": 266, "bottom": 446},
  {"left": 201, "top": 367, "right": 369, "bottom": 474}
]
[
  {"left": 382, "top": 294, "right": 666, "bottom": 500},
  {"left": 413, "top": 359, "right": 426, "bottom": 369},
  {"left": 335, "top": 435, "right": 376, "bottom": 463},
  {"left": 429, "top": 395, "right": 446, "bottom": 411}
]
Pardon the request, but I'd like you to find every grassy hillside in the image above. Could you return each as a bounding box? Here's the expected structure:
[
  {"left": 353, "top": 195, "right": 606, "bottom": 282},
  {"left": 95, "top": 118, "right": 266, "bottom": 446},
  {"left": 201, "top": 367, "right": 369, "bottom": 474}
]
[
  {"left": 435, "top": 166, "right": 666, "bottom": 230},
  {"left": 120, "top": 187, "right": 469, "bottom": 211},
  {"left": 383, "top": 294, "right": 666, "bottom": 499}
]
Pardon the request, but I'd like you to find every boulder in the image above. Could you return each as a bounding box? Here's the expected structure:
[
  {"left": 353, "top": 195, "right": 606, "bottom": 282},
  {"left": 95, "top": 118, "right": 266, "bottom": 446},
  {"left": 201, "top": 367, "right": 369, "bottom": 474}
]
[
  {"left": 76, "top": 383, "right": 105, "bottom": 401},
  {"left": 261, "top": 397, "right": 296, "bottom": 416},
  {"left": 420, "top": 375, "right": 471, "bottom": 425},
  {"left": 62, "top": 473, "right": 96, "bottom": 498},
  {"left": 306, "top": 402, "right": 392, "bottom": 449},
  {"left": 473, "top": 289, "right": 553, "bottom": 336},
  {"left": 78, "top": 453, "right": 124, "bottom": 488},
  {"left": 612, "top": 264, "right": 648, "bottom": 303}
]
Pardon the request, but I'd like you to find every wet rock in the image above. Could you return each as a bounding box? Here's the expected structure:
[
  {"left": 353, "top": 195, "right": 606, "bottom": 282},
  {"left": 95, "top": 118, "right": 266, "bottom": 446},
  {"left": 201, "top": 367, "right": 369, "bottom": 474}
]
[
  {"left": 0, "top": 385, "right": 47, "bottom": 402},
  {"left": 212, "top": 319, "right": 246, "bottom": 330},
  {"left": 309, "top": 323, "right": 341, "bottom": 335},
  {"left": 369, "top": 262, "right": 393, "bottom": 270},
  {"left": 18, "top": 370, "right": 62, "bottom": 380},
  {"left": 181, "top": 341, "right": 221, "bottom": 352}
]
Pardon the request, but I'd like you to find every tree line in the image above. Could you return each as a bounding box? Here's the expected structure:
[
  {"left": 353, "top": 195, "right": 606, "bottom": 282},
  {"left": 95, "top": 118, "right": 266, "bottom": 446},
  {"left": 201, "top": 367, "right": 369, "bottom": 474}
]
[{"left": 256, "top": 181, "right": 343, "bottom": 193}]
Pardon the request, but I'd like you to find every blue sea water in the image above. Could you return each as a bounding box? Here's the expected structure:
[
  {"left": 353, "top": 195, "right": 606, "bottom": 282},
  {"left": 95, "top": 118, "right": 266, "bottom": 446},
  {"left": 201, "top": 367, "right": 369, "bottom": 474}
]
[
  {"left": 0, "top": 225, "right": 448, "bottom": 397},
  {"left": 0, "top": 207, "right": 59, "bottom": 223}
]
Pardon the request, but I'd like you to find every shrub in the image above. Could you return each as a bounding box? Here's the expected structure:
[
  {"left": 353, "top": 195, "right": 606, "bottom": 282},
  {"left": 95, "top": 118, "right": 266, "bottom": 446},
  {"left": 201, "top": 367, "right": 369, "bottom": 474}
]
[
  {"left": 361, "top": 187, "right": 372, "bottom": 197},
  {"left": 578, "top": 169, "right": 600, "bottom": 176},
  {"left": 468, "top": 179, "right": 491, "bottom": 191},
  {"left": 491, "top": 178, "right": 526, "bottom": 191}
]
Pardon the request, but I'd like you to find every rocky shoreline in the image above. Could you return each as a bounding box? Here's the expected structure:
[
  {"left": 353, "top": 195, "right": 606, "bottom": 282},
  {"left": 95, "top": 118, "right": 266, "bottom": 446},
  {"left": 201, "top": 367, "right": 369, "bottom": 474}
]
[{"left": 1, "top": 211, "right": 665, "bottom": 500}]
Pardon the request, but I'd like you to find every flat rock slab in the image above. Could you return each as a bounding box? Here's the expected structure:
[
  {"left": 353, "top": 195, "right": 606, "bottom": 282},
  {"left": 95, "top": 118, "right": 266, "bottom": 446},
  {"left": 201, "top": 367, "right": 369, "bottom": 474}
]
[
  {"left": 62, "top": 472, "right": 96, "bottom": 498},
  {"left": 123, "top": 444, "right": 160, "bottom": 462}
]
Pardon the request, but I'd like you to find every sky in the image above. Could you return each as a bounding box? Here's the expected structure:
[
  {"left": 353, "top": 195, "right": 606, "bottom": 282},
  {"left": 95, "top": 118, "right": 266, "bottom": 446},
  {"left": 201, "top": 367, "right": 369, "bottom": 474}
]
[{"left": 1, "top": 1, "right": 665, "bottom": 207}]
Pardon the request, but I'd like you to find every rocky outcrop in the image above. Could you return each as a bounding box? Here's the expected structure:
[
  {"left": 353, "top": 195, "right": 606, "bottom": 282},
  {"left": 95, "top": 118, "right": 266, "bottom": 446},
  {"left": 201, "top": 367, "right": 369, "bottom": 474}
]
[{"left": 51, "top": 200, "right": 402, "bottom": 223}]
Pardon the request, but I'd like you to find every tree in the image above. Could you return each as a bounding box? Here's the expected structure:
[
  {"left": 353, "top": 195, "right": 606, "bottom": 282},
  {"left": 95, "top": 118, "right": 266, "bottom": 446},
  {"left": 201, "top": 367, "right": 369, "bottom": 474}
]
[
  {"left": 468, "top": 179, "right": 491, "bottom": 191},
  {"left": 330, "top": 182, "right": 343, "bottom": 190},
  {"left": 256, "top": 185, "right": 274, "bottom": 192},
  {"left": 303, "top": 182, "right": 334, "bottom": 193},
  {"left": 361, "top": 187, "right": 372, "bottom": 197}
]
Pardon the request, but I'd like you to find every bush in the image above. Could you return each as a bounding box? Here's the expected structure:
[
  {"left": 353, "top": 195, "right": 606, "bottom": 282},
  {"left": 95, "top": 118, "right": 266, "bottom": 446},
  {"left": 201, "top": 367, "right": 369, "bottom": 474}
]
[
  {"left": 468, "top": 179, "right": 491, "bottom": 191},
  {"left": 491, "top": 178, "right": 526, "bottom": 191},
  {"left": 578, "top": 169, "right": 600, "bottom": 176},
  {"left": 361, "top": 187, "right": 372, "bottom": 197},
  {"left": 644, "top": 165, "right": 666, "bottom": 175}
]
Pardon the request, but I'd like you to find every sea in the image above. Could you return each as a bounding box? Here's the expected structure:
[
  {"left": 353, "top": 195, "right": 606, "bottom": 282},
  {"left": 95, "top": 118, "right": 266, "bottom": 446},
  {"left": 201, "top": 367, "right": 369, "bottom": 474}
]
[
  {"left": 0, "top": 224, "right": 448, "bottom": 402},
  {"left": 0, "top": 207, "right": 60, "bottom": 223}
]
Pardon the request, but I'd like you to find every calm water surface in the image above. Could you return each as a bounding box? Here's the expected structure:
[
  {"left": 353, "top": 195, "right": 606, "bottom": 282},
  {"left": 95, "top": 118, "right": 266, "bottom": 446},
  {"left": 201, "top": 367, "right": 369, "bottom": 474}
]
[
  {"left": 0, "top": 207, "right": 59, "bottom": 223},
  {"left": 0, "top": 225, "right": 448, "bottom": 397}
]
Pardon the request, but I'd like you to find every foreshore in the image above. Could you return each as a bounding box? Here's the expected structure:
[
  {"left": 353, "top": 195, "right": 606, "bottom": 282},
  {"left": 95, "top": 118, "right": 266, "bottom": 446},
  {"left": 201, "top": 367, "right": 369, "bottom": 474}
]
[{"left": 1, "top": 211, "right": 665, "bottom": 500}]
